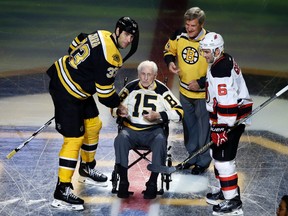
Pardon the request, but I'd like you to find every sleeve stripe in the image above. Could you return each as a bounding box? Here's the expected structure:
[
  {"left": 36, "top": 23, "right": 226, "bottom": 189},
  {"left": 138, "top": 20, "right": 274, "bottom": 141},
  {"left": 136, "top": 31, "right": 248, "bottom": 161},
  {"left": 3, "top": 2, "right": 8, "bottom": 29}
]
[
  {"left": 56, "top": 56, "right": 90, "bottom": 99},
  {"left": 217, "top": 104, "right": 238, "bottom": 116},
  {"left": 97, "top": 89, "right": 116, "bottom": 98}
]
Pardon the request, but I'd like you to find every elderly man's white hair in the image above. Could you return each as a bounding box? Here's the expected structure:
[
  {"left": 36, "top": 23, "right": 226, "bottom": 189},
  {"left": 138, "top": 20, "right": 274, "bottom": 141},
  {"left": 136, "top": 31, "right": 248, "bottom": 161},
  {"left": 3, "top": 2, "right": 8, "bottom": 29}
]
[{"left": 137, "top": 60, "right": 158, "bottom": 75}]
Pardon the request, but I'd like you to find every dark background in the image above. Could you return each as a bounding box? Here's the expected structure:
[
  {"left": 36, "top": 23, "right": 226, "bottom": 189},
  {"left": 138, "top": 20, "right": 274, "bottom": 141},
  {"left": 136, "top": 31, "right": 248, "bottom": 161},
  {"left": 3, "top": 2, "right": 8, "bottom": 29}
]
[{"left": 1, "top": 0, "right": 287, "bottom": 98}]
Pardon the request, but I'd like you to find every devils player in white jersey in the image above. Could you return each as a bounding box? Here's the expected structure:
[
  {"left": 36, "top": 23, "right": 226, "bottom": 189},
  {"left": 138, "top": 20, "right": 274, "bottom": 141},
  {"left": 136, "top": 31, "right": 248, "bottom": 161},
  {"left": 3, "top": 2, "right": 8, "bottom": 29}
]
[{"left": 199, "top": 32, "right": 253, "bottom": 215}]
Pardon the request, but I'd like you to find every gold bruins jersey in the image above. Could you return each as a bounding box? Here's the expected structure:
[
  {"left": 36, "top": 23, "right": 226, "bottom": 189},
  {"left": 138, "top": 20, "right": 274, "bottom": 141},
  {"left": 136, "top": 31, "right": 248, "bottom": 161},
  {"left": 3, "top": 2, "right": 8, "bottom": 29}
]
[
  {"left": 164, "top": 27, "right": 208, "bottom": 99},
  {"left": 53, "top": 30, "right": 122, "bottom": 108}
]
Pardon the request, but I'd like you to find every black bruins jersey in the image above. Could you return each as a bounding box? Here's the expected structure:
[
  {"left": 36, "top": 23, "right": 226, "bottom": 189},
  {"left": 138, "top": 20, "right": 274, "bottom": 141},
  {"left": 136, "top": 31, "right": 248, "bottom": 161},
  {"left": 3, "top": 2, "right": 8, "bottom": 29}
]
[{"left": 48, "top": 30, "right": 122, "bottom": 108}]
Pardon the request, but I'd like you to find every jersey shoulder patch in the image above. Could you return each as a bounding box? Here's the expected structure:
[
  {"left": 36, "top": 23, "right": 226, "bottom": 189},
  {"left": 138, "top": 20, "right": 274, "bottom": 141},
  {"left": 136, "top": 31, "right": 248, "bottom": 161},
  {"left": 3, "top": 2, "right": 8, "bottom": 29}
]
[{"left": 211, "top": 53, "right": 233, "bottom": 78}]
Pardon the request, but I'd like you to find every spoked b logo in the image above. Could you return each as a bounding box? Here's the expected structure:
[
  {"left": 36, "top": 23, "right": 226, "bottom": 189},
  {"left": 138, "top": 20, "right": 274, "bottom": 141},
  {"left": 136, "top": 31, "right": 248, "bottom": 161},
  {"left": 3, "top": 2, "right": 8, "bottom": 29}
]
[{"left": 182, "top": 47, "right": 199, "bottom": 64}]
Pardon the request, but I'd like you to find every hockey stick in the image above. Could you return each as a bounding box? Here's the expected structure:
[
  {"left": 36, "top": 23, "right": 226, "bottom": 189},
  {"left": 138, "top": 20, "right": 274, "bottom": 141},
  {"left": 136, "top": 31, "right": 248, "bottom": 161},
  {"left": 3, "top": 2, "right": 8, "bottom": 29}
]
[
  {"left": 147, "top": 84, "right": 288, "bottom": 174},
  {"left": 6, "top": 117, "right": 55, "bottom": 159},
  {"left": 7, "top": 76, "right": 131, "bottom": 160}
]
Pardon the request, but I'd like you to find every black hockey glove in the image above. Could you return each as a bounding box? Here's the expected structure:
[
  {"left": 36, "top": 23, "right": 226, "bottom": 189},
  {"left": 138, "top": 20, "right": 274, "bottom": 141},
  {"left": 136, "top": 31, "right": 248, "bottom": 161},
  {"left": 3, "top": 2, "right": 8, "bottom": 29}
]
[{"left": 211, "top": 124, "right": 228, "bottom": 146}]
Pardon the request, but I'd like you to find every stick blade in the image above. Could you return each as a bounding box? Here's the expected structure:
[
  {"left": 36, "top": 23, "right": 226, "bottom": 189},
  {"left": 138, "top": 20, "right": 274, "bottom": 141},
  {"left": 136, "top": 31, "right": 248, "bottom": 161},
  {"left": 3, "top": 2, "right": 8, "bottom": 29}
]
[
  {"left": 147, "top": 164, "right": 176, "bottom": 174},
  {"left": 6, "top": 150, "right": 16, "bottom": 159}
]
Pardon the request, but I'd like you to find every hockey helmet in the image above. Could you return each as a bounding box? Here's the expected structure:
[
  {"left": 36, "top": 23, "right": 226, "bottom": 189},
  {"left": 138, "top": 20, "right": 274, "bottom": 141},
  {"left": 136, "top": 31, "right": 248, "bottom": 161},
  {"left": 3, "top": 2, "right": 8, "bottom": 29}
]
[
  {"left": 199, "top": 32, "right": 224, "bottom": 55},
  {"left": 115, "top": 16, "right": 139, "bottom": 36},
  {"left": 115, "top": 16, "right": 139, "bottom": 62}
]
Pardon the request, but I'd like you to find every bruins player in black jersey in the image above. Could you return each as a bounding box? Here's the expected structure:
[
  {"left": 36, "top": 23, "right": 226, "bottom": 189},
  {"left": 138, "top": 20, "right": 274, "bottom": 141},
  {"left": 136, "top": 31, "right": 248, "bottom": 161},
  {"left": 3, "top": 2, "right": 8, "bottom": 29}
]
[{"left": 47, "top": 17, "right": 139, "bottom": 210}]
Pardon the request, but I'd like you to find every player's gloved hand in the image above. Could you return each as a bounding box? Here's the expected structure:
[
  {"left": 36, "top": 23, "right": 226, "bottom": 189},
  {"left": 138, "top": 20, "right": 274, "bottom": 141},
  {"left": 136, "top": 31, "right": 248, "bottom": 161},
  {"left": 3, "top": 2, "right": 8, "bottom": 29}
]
[{"left": 211, "top": 124, "right": 228, "bottom": 146}]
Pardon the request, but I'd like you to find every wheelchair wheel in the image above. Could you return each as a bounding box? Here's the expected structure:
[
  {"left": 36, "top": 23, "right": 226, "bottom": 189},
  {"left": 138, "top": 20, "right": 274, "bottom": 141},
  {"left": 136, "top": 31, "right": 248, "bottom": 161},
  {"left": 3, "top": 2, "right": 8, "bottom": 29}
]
[
  {"left": 111, "top": 170, "right": 119, "bottom": 194},
  {"left": 165, "top": 154, "right": 172, "bottom": 190},
  {"left": 165, "top": 174, "right": 170, "bottom": 190}
]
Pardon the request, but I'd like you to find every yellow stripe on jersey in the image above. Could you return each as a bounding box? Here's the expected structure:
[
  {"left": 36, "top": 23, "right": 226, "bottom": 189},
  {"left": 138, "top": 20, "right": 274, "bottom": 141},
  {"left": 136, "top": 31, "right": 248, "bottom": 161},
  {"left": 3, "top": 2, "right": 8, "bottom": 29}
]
[
  {"left": 123, "top": 121, "right": 154, "bottom": 131},
  {"left": 69, "top": 37, "right": 80, "bottom": 53},
  {"left": 98, "top": 31, "right": 123, "bottom": 67},
  {"left": 174, "top": 106, "right": 184, "bottom": 118},
  {"left": 75, "top": 36, "right": 81, "bottom": 44},
  {"left": 95, "top": 83, "right": 116, "bottom": 98},
  {"left": 56, "top": 56, "right": 91, "bottom": 99},
  {"left": 69, "top": 35, "right": 86, "bottom": 55}
]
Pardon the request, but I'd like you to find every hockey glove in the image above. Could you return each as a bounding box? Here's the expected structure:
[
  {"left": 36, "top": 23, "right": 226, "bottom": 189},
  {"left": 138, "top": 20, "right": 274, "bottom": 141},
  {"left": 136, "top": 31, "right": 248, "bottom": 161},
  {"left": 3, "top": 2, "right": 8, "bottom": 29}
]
[{"left": 211, "top": 124, "right": 228, "bottom": 146}]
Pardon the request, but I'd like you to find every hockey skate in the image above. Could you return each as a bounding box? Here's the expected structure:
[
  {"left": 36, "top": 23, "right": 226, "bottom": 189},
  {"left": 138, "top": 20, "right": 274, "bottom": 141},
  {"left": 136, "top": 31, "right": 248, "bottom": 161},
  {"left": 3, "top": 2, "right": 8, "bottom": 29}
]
[
  {"left": 78, "top": 160, "right": 108, "bottom": 187},
  {"left": 51, "top": 182, "right": 84, "bottom": 211},
  {"left": 212, "top": 196, "right": 243, "bottom": 216},
  {"left": 206, "top": 189, "right": 225, "bottom": 205}
]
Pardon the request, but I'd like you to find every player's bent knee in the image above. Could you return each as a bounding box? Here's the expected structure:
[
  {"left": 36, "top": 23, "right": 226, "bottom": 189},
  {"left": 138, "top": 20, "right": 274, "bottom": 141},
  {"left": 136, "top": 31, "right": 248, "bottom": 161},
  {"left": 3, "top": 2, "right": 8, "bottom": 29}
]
[{"left": 214, "top": 160, "right": 236, "bottom": 176}]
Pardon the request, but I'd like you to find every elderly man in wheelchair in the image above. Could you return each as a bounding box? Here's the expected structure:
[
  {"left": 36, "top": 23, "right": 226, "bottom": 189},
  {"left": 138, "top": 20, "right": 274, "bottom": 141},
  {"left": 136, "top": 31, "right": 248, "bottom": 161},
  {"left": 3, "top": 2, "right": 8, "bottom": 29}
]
[{"left": 111, "top": 60, "right": 183, "bottom": 199}]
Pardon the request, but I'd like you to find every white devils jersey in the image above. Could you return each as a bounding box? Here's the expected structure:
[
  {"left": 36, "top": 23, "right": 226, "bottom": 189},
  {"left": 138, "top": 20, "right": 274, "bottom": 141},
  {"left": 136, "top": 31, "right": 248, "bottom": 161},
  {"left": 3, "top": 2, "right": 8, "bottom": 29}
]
[
  {"left": 206, "top": 53, "right": 253, "bottom": 127},
  {"left": 115, "top": 79, "right": 183, "bottom": 131}
]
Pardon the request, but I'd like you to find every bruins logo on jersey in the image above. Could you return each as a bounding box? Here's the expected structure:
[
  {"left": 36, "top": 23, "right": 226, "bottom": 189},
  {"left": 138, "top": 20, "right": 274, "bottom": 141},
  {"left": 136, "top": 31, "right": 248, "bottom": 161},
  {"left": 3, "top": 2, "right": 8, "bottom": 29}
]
[
  {"left": 112, "top": 54, "right": 120, "bottom": 63},
  {"left": 182, "top": 47, "right": 199, "bottom": 64}
]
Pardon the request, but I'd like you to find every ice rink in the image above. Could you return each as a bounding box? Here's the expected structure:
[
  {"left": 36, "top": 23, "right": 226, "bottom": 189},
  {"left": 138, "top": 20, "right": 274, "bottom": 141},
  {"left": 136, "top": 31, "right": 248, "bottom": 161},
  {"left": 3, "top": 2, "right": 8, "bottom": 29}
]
[{"left": 0, "top": 0, "right": 287, "bottom": 215}]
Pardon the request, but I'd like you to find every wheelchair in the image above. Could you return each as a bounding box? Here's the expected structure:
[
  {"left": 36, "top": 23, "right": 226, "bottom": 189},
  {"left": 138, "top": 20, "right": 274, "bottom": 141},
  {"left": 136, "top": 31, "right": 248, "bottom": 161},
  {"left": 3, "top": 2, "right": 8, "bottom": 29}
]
[{"left": 110, "top": 116, "right": 173, "bottom": 196}]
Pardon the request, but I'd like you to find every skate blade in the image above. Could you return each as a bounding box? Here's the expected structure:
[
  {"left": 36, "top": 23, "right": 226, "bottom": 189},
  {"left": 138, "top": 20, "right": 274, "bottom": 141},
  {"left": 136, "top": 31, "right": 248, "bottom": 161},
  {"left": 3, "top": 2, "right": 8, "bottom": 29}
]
[
  {"left": 51, "top": 199, "right": 84, "bottom": 211},
  {"left": 78, "top": 176, "right": 108, "bottom": 187},
  {"left": 206, "top": 198, "right": 224, "bottom": 205},
  {"left": 212, "top": 208, "right": 243, "bottom": 216}
]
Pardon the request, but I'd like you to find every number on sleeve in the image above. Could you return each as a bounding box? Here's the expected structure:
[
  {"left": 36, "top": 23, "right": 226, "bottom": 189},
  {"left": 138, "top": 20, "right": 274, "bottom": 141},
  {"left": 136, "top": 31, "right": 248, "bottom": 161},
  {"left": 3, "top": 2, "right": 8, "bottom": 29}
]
[
  {"left": 164, "top": 94, "right": 177, "bottom": 108},
  {"left": 233, "top": 60, "right": 241, "bottom": 75},
  {"left": 69, "top": 43, "right": 90, "bottom": 69}
]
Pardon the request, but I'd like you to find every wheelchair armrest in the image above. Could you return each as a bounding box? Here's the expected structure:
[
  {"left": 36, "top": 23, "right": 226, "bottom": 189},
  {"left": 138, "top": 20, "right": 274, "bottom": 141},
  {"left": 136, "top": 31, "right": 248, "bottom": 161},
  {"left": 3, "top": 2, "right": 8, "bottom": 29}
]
[
  {"left": 116, "top": 116, "right": 125, "bottom": 133},
  {"left": 162, "top": 121, "right": 169, "bottom": 137}
]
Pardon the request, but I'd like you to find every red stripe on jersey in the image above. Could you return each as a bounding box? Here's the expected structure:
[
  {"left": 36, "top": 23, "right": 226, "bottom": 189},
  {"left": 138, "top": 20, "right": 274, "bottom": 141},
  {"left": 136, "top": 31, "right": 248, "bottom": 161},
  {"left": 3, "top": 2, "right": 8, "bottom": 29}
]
[
  {"left": 237, "top": 103, "right": 253, "bottom": 120},
  {"left": 217, "top": 103, "right": 238, "bottom": 117}
]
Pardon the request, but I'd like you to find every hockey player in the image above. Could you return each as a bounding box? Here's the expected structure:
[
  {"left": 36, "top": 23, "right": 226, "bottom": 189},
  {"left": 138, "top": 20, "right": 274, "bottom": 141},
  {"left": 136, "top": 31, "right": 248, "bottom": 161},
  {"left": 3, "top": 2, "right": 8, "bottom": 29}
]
[
  {"left": 47, "top": 17, "right": 139, "bottom": 210},
  {"left": 199, "top": 32, "right": 253, "bottom": 215},
  {"left": 112, "top": 60, "right": 183, "bottom": 199}
]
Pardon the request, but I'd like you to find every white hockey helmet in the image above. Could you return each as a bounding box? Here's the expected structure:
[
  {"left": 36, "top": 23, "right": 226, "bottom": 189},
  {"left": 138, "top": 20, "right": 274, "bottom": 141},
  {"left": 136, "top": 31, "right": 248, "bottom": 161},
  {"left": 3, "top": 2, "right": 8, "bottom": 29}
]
[{"left": 199, "top": 32, "right": 224, "bottom": 55}]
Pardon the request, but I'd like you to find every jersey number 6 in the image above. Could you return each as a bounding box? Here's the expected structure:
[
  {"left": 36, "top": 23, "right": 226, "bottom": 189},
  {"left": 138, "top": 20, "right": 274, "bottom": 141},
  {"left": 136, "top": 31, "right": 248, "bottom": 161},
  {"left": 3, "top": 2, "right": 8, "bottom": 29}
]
[{"left": 218, "top": 84, "right": 227, "bottom": 96}]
